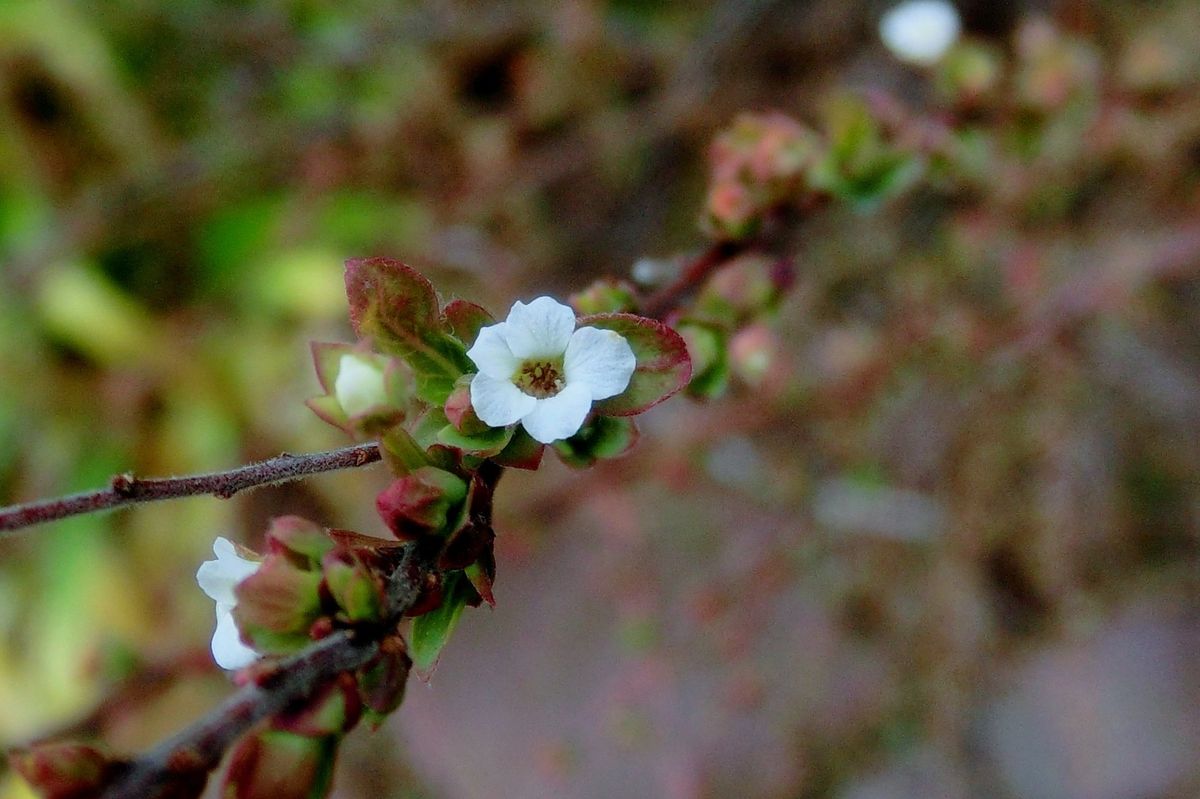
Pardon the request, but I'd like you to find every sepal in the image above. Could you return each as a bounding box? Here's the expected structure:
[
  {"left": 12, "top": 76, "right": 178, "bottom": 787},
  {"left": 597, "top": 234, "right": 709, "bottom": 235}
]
[
  {"left": 374, "top": 467, "right": 469, "bottom": 540},
  {"left": 552, "top": 416, "right": 639, "bottom": 468}
]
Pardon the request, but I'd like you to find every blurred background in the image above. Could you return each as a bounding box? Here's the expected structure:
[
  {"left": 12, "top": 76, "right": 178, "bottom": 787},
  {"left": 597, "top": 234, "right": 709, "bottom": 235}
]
[{"left": 1, "top": 1, "right": 1198, "bottom": 797}]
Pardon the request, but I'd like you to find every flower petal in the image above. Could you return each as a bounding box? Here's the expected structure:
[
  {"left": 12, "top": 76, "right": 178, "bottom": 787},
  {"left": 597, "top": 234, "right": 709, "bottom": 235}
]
[
  {"left": 466, "top": 323, "right": 520, "bottom": 380},
  {"left": 470, "top": 371, "right": 537, "bottom": 427},
  {"left": 211, "top": 606, "right": 260, "bottom": 670},
  {"left": 563, "top": 326, "right": 637, "bottom": 400},
  {"left": 196, "top": 537, "right": 260, "bottom": 607},
  {"left": 503, "top": 297, "right": 577, "bottom": 359},
  {"left": 520, "top": 382, "right": 593, "bottom": 443}
]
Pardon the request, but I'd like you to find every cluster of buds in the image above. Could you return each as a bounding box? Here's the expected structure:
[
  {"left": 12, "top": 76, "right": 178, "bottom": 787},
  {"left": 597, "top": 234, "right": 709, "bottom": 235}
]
[{"left": 703, "top": 112, "right": 823, "bottom": 240}]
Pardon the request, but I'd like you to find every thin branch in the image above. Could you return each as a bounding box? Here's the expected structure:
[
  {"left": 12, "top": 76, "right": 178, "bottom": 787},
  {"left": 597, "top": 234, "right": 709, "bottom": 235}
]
[
  {"left": 642, "top": 240, "right": 745, "bottom": 320},
  {"left": 102, "top": 630, "right": 379, "bottom": 799},
  {"left": 0, "top": 443, "right": 382, "bottom": 534},
  {"left": 100, "top": 543, "right": 431, "bottom": 799}
]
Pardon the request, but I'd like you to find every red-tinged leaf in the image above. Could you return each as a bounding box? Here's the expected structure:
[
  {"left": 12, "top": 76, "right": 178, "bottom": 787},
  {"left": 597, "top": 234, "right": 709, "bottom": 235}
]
[
  {"left": 441, "top": 298, "right": 494, "bottom": 344},
  {"left": 343, "top": 258, "right": 471, "bottom": 403},
  {"left": 326, "top": 528, "right": 403, "bottom": 550},
  {"left": 579, "top": 313, "right": 693, "bottom": 416},
  {"left": 357, "top": 635, "right": 412, "bottom": 718},
  {"left": 309, "top": 341, "right": 354, "bottom": 394},
  {"left": 465, "top": 556, "right": 496, "bottom": 607},
  {"left": 223, "top": 730, "right": 337, "bottom": 799},
  {"left": 304, "top": 395, "right": 348, "bottom": 433},
  {"left": 9, "top": 744, "right": 131, "bottom": 799},
  {"left": 438, "top": 522, "right": 494, "bottom": 572},
  {"left": 266, "top": 516, "right": 334, "bottom": 566}
]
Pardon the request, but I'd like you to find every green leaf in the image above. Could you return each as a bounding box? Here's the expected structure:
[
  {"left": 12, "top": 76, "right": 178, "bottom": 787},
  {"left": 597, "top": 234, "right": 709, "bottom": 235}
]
[
  {"left": 579, "top": 313, "right": 693, "bottom": 416},
  {"left": 436, "top": 423, "right": 513, "bottom": 456},
  {"left": 679, "top": 322, "right": 730, "bottom": 399},
  {"left": 553, "top": 416, "right": 640, "bottom": 467},
  {"left": 409, "top": 573, "right": 470, "bottom": 673},
  {"left": 343, "top": 257, "right": 472, "bottom": 403},
  {"left": 379, "top": 426, "right": 429, "bottom": 476}
]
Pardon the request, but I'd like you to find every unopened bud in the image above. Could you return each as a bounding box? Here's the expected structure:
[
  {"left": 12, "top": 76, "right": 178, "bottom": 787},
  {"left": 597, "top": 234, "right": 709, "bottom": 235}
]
[{"left": 334, "top": 354, "right": 387, "bottom": 418}]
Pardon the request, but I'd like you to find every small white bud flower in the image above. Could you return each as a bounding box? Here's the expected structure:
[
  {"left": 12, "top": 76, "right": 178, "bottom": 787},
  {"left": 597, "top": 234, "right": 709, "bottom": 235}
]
[
  {"left": 880, "top": 0, "right": 961, "bottom": 66},
  {"left": 196, "top": 537, "right": 261, "bottom": 670},
  {"left": 334, "top": 354, "right": 387, "bottom": 418}
]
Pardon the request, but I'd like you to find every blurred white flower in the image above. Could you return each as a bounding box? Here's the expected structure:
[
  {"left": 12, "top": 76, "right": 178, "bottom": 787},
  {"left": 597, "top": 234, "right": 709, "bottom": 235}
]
[
  {"left": 334, "top": 354, "right": 387, "bottom": 417},
  {"left": 880, "top": 0, "right": 961, "bottom": 66},
  {"left": 196, "top": 537, "right": 261, "bottom": 670},
  {"left": 467, "top": 297, "right": 636, "bottom": 444}
]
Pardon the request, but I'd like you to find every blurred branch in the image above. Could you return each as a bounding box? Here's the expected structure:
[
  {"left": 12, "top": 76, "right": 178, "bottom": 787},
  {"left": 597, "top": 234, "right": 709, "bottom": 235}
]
[
  {"left": 0, "top": 443, "right": 381, "bottom": 534},
  {"left": 642, "top": 240, "right": 747, "bottom": 319},
  {"left": 102, "top": 630, "right": 378, "bottom": 799}
]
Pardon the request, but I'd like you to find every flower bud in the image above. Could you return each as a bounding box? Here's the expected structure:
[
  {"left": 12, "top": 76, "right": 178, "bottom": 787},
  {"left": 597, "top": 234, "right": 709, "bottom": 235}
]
[
  {"left": 375, "top": 467, "right": 469, "bottom": 539},
  {"left": 334, "top": 354, "right": 388, "bottom": 418}
]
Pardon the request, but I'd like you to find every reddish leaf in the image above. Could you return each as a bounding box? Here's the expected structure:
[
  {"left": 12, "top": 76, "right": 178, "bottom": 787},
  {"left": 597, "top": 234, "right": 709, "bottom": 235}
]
[
  {"left": 343, "top": 258, "right": 471, "bottom": 403},
  {"left": 441, "top": 298, "right": 494, "bottom": 344},
  {"left": 579, "top": 313, "right": 693, "bottom": 416},
  {"left": 357, "top": 635, "right": 412, "bottom": 718},
  {"left": 266, "top": 516, "right": 334, "bottom": 565}
]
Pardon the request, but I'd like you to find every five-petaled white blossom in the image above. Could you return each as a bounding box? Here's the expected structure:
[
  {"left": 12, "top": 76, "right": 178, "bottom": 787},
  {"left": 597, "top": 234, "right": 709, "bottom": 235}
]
[
  {"left": 880, "top": 0, "right": 961, "bottom": 66},
  {"left": 334, "top": 353, "right": 387, "bottom": 417},
  {"left": 467, "top": 297, "right": 636, "bottom": 444},
  {"left": 196, "top": 537, "right": 261, "bottom": 670}
]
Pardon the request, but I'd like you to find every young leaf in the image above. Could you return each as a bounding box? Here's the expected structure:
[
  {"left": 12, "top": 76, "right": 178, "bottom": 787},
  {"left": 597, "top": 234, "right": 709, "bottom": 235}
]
[
  {"left": 409, "top": 573, "right": 470, "bottom": 673},
  {"left": 553, "top": 415, "right": 640, "bottom": 467},
  {"left": 579, "top": 313, "right": 692, "bottom": 416},
  {"left": 436, "top": 423, "right": 513, "bottom": 457},
  {"left": 343, "top": 258, "right": 472, "bottom": 403},
  {"left": 441, "top": 299, "right": 494, "bottom": 344}
]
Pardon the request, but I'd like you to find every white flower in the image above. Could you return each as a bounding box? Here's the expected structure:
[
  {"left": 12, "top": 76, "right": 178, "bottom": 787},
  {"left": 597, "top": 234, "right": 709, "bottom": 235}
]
[
  {"left": 466, "top": 297, "right": 636, "bottom": 444},
  {"left": 880, "top": 0, "right": 961, "bottom": 66},
  {"left": 196, "top": 537, "right": 262, "bottom": 670},
  {"left": 334, "top": 354, "right": 387, "bottom": 418}
]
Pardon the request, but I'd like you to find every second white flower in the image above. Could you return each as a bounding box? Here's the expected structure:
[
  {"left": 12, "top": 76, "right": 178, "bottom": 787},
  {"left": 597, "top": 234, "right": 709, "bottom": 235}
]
[{"left": 466, "top": 297, "right": 636, "bottom": 444}]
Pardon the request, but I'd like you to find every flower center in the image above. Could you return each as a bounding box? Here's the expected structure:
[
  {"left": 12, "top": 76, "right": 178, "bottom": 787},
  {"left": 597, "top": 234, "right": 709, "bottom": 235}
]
[{"left": 514, "top": 359, "right": 564, "bottom": 399}]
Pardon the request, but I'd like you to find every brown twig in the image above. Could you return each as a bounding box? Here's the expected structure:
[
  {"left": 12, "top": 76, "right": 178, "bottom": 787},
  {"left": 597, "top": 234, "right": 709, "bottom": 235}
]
[
  {"left": 0, "top": 443, "right": 382, "bottom": 534},
  {"left": 98, "top": 541, "right": 433, "bottom": 799},
  {"left": 101, "top": 630, "right": 379, "bottom": 799},
  {"left": 642, "top": 240, "right": 746, "bottom": 320}
]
